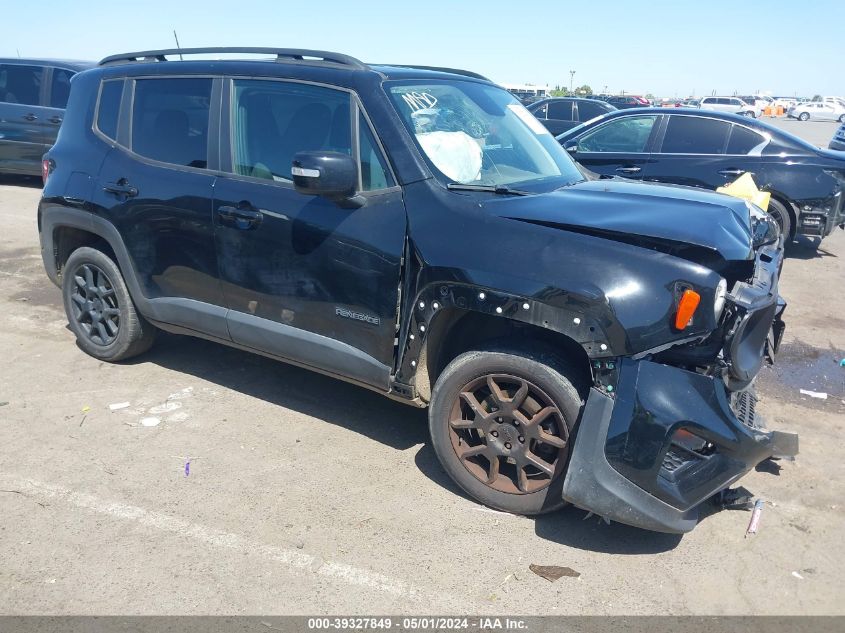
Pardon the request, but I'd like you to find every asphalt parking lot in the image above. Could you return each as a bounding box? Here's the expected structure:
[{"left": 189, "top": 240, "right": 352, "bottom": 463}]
[{"left": 1, "top": 120, "right": 844, "bottom": 616}]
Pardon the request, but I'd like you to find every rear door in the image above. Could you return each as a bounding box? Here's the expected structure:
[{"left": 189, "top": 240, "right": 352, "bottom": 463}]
[
  {"left": 42, "top": 66, "right": 76, "bottom": 148},
  {"left": 212, "top": 78, "right": 406, "bottom": 388},
  {"left": 0, "top": 63, "right": 49, "bottom": 175},
  {"left": 641, "top": 114, "right": 763, "bottom": 190},
  {"left": 568, "top": 113, "right": 661, "bottom": 179},
  {"left": 543, "top": 100, "right": 576, "bottom": 135},
  {"left": 92, "top": 75, "right": 226, "bottom": 338}
]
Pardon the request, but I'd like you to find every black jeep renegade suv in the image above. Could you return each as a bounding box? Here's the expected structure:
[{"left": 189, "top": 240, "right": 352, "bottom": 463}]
[{"left": 38, "top": 48, "right": 797, "bottom": 533}]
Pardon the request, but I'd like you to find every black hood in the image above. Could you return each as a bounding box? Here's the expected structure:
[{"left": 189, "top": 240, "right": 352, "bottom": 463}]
[{"left": 487, "top": 179, "right": 755, "bottom": 263}]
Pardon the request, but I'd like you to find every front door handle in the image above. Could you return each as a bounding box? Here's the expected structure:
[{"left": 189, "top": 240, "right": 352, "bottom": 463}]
[
  {"left": 718, "top": 169, "right": 746, "bottom": 177},
  {"left": 49, "top": 116, "right": 63, "bottom": 124},
  {"left": 218, "top": 203, "right": 263, "bottom": 229},
  {"left": 23, "top": 113, "right": 37, "bottom": 122},
  {"left": 615, "top": 166, "right": 642, "bottom": 174},
  {"left": 103, "top": 180, "right": 138, "bottom": 198}
]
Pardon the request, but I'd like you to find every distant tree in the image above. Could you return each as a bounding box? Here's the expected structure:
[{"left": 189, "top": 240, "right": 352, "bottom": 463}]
[
  {"left": 550, "top": 88, "right": 569, "bottom": 97},
  {"left": 576, "top": 84, "right": 593, "bottom": 96},
  {"left": 812, "top": 95, "right": 821, "bottom": 101}
]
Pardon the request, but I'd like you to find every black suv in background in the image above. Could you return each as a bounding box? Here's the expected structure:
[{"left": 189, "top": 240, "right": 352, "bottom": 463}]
[
  {"left": 39, "top": 48, "right": 796, "bottom": 534},
  {"left": 526, "top": 97, "right": 615, "bottom": 135},
  {"left": 0, "top": 58, "right": 93, "bottom": 176}
]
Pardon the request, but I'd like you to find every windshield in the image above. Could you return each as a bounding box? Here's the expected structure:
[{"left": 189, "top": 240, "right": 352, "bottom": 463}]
[{"left": 386, "top": 80, "right": 584, "bottom": 190}]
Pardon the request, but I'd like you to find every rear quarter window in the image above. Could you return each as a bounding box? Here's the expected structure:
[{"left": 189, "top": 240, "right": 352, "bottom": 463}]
[{"left": 95, "top": 79, "right": 123, "bottom": 141}]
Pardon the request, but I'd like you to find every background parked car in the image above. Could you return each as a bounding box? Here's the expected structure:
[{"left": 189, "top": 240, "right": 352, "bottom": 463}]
[
  {"left": 556, "top": 108, "right": 845, "bottom": 244},
  {"left": 606, "top": 95, "right": 650, "bottom": 109},
  {"left": 526, "top": 97, "right": 616, "bottom": 135},
  {"left": 787, "top": 101, "right": 845, "bottom": 122},
  {"left": 0, "top": 58, "right": 93, "bottom": 176},
  {"left": 829, "top": 122, "right": 845, "bottom": 151},
  {"left": 699, "top": 96, "right": 760, "bottom": 118}
]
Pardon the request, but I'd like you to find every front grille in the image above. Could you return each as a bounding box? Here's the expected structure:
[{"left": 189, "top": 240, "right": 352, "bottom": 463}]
[{"left": 731, "top": 389, "right": 762, "bottom": 429}]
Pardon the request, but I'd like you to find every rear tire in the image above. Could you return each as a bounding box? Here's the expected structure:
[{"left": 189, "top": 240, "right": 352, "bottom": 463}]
[
  {"left": 428, "top": 343, "right": 585, "bottom": 515},
  {"left": 767, "top": 198, "right": 793, "bottom": 243},
  {"left": 62, "top": 247, "right": 155, "bottom": 362},
  {"left": 839, "top": 114, "right": 845, "bottom": 123},
  {"left": 799, "top": 112, "right": 809, "bottom": 121}
]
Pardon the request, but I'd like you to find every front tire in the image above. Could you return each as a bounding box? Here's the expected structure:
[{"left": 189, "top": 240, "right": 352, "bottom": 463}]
[
  {"left": 62, "top": 247, "right": 155, "bottom": 362},
  {"left": 799, "top": 112, "right": 809, "bottom": 121},
  {"left": 428, "top": 344, "right": 585, "bottom": 515}
]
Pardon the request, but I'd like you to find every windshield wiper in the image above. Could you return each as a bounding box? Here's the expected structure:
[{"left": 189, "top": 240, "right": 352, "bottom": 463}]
[{"left": 446, "top": 183, "right": 532, "bottom": 196}]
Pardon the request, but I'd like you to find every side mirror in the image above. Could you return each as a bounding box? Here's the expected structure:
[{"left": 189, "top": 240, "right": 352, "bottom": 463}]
[
  {"left": 563, "top": 140, "right": 578, "bottom": 154},
  {"left": 292, "top": 151, "right": 364, "bottom": 208}
]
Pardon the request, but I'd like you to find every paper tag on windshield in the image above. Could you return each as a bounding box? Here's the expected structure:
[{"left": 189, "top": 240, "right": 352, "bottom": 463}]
[{"left": 507, "top": 103, "right": 552, "bottom": 136}]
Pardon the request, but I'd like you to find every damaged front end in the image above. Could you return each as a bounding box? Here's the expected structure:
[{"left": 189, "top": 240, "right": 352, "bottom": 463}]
[{"left": 562, "top": 224, "right": 798, "bottom": 533}]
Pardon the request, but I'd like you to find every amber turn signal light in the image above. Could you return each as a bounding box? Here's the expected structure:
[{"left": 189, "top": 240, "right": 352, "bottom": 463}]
[{"left": 674, "top": 289, "right": 701, "bottom": 330}]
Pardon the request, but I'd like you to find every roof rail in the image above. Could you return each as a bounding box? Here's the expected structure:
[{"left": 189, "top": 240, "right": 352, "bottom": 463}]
[
  {"left": 388, "top": 65, "right": 491, "bottom": 82},
  {"left": 99, "top": 47, "right": 368, "bottom": 69}
]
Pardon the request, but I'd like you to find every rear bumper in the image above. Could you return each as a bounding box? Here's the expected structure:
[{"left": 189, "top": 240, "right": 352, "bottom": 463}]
[{"left": 563, "top": 362, "right": 798, "bottom": 533}]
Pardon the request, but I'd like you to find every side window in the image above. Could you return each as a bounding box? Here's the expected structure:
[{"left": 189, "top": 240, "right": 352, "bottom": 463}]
[
  {"left": 577, "top": 100, "right": 607, "bottom": 121},
  {"left": 532, "top": 102, "right": 548, "bottom": 119},
  {"left": 726, "top": 125, "right": 765, "bottom": 154},
  {"left": 578, "top": 115, "right": 658, "bottom": 153},
  {"left": 547, "top": 100, "right": 573, "bottom": 120},
  {"left": 0, "top": 64, "right": 42, "bottom": 106},
  {"left": 358, "top": 112, "right": 394, "bottom": 191},
  {"left": 661, "top": 116, "right": 731, "bottom": 154},
  {"left": 95, "top": 79, "right": 123, "bottom": 141},
  {"left": 231, "top": 79, "right": 351, "bottom": 181},
  {"left": 131, "top": 77, "right": 212, "bottom": 168},
  {"left": 49, "top": 68, "right": 74, "bottom": 108}
]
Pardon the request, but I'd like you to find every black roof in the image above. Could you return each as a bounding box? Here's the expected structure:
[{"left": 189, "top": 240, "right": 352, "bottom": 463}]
[{"left": 95, "top": 47, "right": 491, "bottom": 83}]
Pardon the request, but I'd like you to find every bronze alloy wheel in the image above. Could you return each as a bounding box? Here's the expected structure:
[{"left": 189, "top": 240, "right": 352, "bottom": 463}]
[{"left": 448, "top": 373, "right": 570, "bottom": 495}]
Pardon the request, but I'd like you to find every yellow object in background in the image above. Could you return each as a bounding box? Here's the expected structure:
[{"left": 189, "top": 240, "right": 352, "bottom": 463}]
[{"left": 716, "top": 172, "right": 771, "bottom": 211}]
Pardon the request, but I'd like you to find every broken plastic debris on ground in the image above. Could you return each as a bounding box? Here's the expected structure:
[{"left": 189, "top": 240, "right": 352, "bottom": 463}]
[
  {"left": 529, "top": 564, "right": 581, "bottom": 581},
  {"left": 799, "top": 389, "right": 828, "bottom": 399}
]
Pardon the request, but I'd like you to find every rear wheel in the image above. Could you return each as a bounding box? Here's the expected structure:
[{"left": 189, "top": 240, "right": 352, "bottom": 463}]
[
  {"left": 798, "top": 112, "right": 810, "bottom": 121},
  {"left": 62, "top": 247, "right": 155, "bottom": 361},
  {"left": 839, "top": 114, "right": 845, "bottom": 123},
  {"left": 428, "top": 344, "right": 584, "bottom": 515},
  {"left": 767, "top": 198, "right": 793, "bottom": 243}
]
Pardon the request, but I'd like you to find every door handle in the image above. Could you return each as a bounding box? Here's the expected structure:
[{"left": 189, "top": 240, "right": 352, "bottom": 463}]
[
  {"left": 718, "top": 169, "right": 746, "bottom": 177},
  {"left": 218, "top": 203, "right": 263, "bottom": 229},
  {"left": 103, "top": 180, "right": 138, "bottom": 198},
  {"left": 615, "top": 166, "right": 642, "bottom": 174},
  {"left": 49, "top": 116, "right": 63, "bottom": 124},
  {"left": 23, "top": 113, "right": 37, "bottom": 121}
]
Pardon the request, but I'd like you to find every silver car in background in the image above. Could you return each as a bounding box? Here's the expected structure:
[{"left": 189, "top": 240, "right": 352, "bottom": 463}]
[
  {"left": 788, "top": 101, "right": 845, "bottom": 122},
  {"left": 699, "top": 96, "right": 760, "bottom": 118}
]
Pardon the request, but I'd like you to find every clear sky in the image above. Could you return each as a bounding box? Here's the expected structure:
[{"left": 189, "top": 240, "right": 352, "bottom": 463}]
[{"left": 4, "top": 0, "right": 842, "bottom": 97}]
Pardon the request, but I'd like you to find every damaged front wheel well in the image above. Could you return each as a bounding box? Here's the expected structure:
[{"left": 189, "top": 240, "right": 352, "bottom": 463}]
[{"left": 416, "top": 307, "right": 592, "bottom": 402}]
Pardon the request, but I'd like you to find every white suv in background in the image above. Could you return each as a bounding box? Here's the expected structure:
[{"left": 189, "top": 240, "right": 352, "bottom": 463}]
[{"left": 699, "top": 96, "right": 760, "bottom": 118}]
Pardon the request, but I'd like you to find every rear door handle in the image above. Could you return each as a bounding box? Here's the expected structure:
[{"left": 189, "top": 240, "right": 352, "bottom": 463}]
[
  {"left": 615, "top": 166, "right": 642, "bottom": 174},
  {"left": 718, "top": 169, "right": 746, "bottom": 177},
  {"left": 49, "top": 116, "right": 63, "bottom": 124},
  {"left": 218, "top": 203, "right": 263, "bottom": 229},
  {"left": 103, "top": 181, "right": 138, "bottom": 198},
  {"left": 23, "top": 113, "right": 37, "bottom": 121}
]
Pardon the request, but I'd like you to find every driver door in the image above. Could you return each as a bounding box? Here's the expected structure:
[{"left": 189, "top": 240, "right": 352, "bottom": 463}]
[{"left": 213, "top": 78, "right": 406, "bottom": 389}]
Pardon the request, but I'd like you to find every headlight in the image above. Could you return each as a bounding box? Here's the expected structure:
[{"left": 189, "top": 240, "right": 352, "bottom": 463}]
[{"left": 714, "top": 277, "right": 728, "bottom": 321}]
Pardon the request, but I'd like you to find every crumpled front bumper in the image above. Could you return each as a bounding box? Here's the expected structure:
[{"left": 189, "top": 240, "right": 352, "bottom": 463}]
[{"left": 562, "top": 359, "right": 798, "bottom": 533}]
